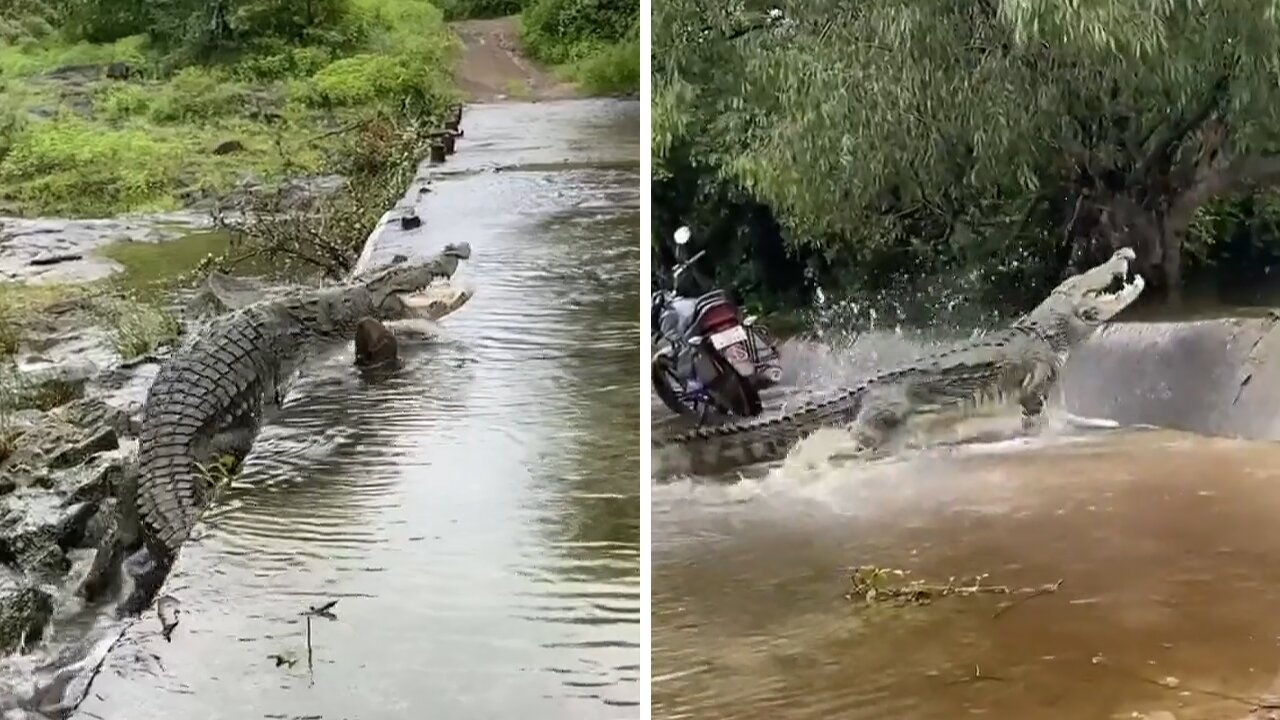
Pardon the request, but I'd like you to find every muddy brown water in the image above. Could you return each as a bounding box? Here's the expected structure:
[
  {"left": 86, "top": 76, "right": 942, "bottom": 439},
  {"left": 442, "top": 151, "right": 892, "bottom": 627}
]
[
  {"left": 31, "top": 99, "right": 640, "bottom": 718},
  {"left": 653, "top": 322, "right": 1280, "bottom": 720}
]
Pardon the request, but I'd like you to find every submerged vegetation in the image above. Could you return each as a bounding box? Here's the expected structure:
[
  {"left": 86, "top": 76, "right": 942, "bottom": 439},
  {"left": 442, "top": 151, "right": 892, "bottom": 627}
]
[{"left": 654, "top": 1, "right": 1280, "bottom": 321}]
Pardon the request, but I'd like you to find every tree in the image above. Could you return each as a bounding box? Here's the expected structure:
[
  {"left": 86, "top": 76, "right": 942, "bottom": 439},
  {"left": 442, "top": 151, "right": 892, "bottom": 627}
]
[{"left": 654, "top": 0, "right": 1280, "bottom": 304}]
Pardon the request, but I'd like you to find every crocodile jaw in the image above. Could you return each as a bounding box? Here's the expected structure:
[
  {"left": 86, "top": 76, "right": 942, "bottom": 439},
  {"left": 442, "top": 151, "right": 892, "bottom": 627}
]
[{"left": 397, "top": 281, "right": 473, "bottom": 321}]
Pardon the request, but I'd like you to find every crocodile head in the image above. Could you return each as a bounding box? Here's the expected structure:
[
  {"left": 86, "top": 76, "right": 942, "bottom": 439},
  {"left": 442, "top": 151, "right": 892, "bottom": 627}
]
[
  {"left": 362, "top": 242, "right": 474, "bottom": 321},
  {"left": 1018, "top": 246, "right": 1145, "bottom": 351}
]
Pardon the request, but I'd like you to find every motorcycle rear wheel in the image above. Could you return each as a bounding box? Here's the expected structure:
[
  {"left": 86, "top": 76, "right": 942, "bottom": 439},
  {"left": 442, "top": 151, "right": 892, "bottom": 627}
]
[{"left": 652, "top": 348, "right": 762, "bottom": 421}]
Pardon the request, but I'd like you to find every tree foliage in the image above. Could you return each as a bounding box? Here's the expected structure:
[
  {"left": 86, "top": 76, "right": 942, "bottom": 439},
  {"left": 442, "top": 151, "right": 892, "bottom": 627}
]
[
  {"left": 58, "top": 0, "right": 357, "bottom": 57},
  {"left": 654, "top": 0, "right": 1280, "bottom": 314}
]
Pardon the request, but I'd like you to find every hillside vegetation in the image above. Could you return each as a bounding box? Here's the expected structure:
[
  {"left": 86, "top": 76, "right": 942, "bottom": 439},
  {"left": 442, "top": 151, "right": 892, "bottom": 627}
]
[{"left": 0, "top": 0, "right": 460, "bottom": 217}]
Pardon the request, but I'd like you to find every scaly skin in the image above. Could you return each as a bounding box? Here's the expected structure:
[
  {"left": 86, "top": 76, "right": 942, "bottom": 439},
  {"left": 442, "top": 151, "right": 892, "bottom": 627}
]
[
  {"left": 135, "top": 244, "right": 473, "bottom": 564},
  {"left": 655, "top": 248, "right": 1145, "bottom": 475}
]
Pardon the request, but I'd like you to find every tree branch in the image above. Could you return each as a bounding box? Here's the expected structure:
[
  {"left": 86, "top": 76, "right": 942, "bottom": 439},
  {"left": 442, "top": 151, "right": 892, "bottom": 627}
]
[{"left": 1130, "top": 71, "right": 1232, "bottom": 186}]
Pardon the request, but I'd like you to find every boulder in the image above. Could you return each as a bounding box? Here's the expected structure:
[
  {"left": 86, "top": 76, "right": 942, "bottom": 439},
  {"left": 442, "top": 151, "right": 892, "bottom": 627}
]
[
  {"left": 211, "top": 139, "right": 245, "bottom": 155},
  {"left": 0, "top": 493, "right": 99, "bottom": 577},
  {"left": 0, "top": 582, "right": 54, "bottom": 655}
]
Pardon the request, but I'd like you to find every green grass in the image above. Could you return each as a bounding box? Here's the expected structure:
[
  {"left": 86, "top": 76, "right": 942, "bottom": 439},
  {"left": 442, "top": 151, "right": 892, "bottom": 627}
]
[{"left": 0, "top": 0, "right": 459, "bottom": 218}]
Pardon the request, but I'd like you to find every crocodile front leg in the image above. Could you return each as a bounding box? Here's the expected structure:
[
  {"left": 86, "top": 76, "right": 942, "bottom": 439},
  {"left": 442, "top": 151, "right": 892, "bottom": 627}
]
[
  {"left": 846, "top": 387, "right": 913, "bottom": 456},
  {"left": 1018, "top": 360, "right": 1057, "bottom": 433}
]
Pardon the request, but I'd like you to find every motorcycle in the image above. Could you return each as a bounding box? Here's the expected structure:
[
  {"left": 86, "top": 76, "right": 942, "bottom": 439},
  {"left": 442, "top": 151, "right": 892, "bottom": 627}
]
[{"left": 651, "top": 226, "right": 785, "bottom": 422}]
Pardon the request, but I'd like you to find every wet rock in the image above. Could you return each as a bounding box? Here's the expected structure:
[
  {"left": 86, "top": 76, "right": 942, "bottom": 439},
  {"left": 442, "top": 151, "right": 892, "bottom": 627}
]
[
  {"left": 76, "top": 497, "right": 118, "bottom": 550},
  {"left": 53, "top": 397, "right": 132, "bottom": 438},
  {"left": 47, "top": 426, "right": 117, "bottom": 470},
  {"left": 354, "top": 317, "right": 398, "bottom": 368},
  {"left": 212, "top": 139, "right": 245, "bottom": 155},
  {"left": 1, "top": 410, "right": 46, "bottom": 437},
  {"left": 0, "top": 493, "right": 98, "bottom": 577},
  {"left": 0, "top": 583, "right": 54, "bottom": 655},
  {"left": 10, "top": 358, "right": 97, "bottom": 410},
  {"left": 6, "top": 403, "right": 122, "bottom": 472},
  {"left": 61, "top": 454, "right": 128, "bottom": 505}
]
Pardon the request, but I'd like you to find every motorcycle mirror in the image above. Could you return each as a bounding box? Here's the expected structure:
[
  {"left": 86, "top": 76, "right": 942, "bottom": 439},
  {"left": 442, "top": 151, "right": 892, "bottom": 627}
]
[{"left": 674, "top": 226, "right": 691, "bottom": 245}]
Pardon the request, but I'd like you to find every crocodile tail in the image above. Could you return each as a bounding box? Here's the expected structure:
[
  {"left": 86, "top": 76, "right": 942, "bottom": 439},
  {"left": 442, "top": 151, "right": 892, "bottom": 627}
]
[
  {"left": 134, "top": 451, "right": 207, "bottom": 563},
  {"left": 665, "top": 385, "right": 868, "bottom": 472}
]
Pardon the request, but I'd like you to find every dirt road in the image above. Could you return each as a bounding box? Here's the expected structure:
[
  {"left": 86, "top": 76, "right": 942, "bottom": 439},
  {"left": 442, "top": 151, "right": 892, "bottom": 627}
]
[{"left": 452, "top": 16, "right": 577, "bottom": 102}]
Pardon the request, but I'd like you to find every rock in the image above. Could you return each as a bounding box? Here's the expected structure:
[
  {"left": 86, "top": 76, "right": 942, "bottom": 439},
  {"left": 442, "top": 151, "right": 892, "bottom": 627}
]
[
  {"left": 53, "top": 398, "right": 132, "bottom": 438},
  {"left": 399, "top": 212, "right": 422, "bottom": 231},
  {"left": 62, "top": 454, "right": 127, "bottom": 505},
  {"left": 10, "top": 358, "right": 97, "bottom": 410},
  {"left": 105, "top": 62, "right": 132, "bottom": 80},
  {"left": 27, "top": 253, "right": 83, "bottom": 267},
  {"left": 354, "top": 318, "right": 398, "bottom": 368},
  {"left": 211, "top": 139, "right": 245, "bottom": 155},
  {"left": 0, "top": 493, "right": 98, "bottom": 577},
  {"left": 47, "top": 426, "right": 117, "bottom": 470},
  {"left": 0, "top": 584, "right": 54, "bottom": 655},
  {"left": 6, "top": 402, "right": 123, "bottom": 471},
  {"left": 76, "top": 497, "right": 118, "bottom": 550}
]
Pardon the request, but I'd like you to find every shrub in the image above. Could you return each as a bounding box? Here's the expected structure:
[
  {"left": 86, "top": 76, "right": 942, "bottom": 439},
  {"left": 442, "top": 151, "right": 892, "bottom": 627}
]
[
  {"left": 148, "top": 66, "right": 244, "bottom": 123},
  {"left": 94, "top": 83, "right": 151, "bottom": 119},
  {"left": 568, "top": 33, "right": 637, "bottom": 94},
  {"left": 519, "top": 0, "right": 635, "bottom": 65}
]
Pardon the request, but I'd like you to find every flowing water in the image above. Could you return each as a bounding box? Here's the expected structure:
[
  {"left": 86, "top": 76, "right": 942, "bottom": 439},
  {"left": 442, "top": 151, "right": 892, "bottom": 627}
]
[
  {"left": 59, "top": 99, "right": 640, "bottom": 718},
  {"left": 652, "top": 335, "right": 1280, "bottom": 720}
]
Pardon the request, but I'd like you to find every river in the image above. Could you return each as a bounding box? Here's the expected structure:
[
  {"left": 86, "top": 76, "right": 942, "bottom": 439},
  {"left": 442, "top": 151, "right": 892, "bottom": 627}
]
[
  {"left": 652, "top": 327, "right": 1280, "bottom": 720},
  {"left": 49, "top": 98, "right": 640, "bottom": 718}
]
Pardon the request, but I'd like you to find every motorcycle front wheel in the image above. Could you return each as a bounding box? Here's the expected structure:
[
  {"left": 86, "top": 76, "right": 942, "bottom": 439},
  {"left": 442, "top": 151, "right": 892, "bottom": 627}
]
[{"left": 652, "top": 347, "right": 762, "bottom": 422}]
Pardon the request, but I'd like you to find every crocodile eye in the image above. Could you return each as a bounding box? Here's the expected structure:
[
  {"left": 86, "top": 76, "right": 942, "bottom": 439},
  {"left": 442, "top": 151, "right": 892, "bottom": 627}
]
[{"left": 1080, "top": 307, "right": 1100, "bottom": 322}]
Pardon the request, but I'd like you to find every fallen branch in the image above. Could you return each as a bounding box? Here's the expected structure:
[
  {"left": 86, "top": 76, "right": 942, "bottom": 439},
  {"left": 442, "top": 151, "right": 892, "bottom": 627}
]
[{"left": 845, "top": 566, "right": 1064, "bottom": 610}]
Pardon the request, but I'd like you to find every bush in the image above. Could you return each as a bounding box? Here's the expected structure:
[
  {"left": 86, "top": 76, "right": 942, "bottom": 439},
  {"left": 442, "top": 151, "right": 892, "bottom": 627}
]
[
  {"left": 147, "top": 67, "right": 245, "bottom": 122},
  {"left": 94, "top": 83, "right": 150, "bottom": 119},
  {"left": 233, "top": 45, "right": 334, "bottom": 81},
  {"left": 519, "top": 0, "right": 635, "bottom": 65},
  {"left": 91, "top": 294, "right": 180, "bottom": 359},
  {"left": 567, "top": 32, "right": 637, "bottom": 94},
  {"left": 299, "top": 52, "right": 452, "bottom": 112}
]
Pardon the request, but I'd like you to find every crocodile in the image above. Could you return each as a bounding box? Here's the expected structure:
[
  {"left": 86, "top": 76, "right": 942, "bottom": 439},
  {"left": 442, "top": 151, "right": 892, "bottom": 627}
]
[
  {"left": 655, "top": 247, "right": 1146, "bottom": 475},
  {"left": 135, "top": 243, "right": 473, "bottom": 567}
]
